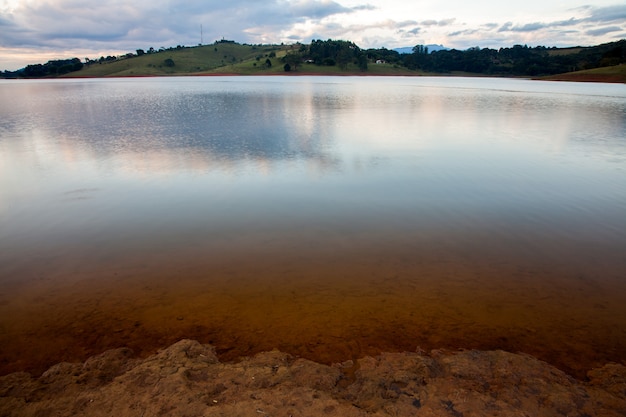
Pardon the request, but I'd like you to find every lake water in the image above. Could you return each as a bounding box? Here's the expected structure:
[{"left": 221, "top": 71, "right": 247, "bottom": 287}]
[{"left": 1, "top": 76, "right": 625, "bottom": 378}]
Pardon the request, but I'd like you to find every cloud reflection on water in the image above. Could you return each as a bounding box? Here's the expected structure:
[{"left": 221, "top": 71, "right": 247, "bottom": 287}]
[{"left": 0, "top": 76, "right": 625, "bottom": 247}]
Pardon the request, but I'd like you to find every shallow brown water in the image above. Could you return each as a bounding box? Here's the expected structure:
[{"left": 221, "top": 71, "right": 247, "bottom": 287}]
[{"left": 1, "top": 231, "right": 625, "bottom": 379}]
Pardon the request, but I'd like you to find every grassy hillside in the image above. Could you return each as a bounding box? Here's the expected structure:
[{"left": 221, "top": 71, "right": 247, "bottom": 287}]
[
  {"left": 222, "top": 60, "right": 423, "bottom": 76},
  {"left": 67, "top": 42, "right": 422, "bottom": 77},
  {"left": 68, "top": 43, "right": 289, "bottom": 77}
]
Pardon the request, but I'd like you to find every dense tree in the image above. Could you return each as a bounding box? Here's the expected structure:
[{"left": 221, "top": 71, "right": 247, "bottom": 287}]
[
  {"left": 20, "top": 58, "right": 83, "bottom": 77},
  {"left": 281, "top": 52, "right": 303, "bottom": 71},
  {"left": 306, "top": 39, "right": 367, "bottom": 71},
  {"left": 357, "top": 54, "right": 368, "bottom": 71},
  {"left": 412, "top": 45, "right": 429, "bottom": 55},
  {"left": 365, "top": 48, "right": 401, "bottom": 65},
  {"left": 398, "top": 39, "right": 625, "bottom": 75},
  {"left": 336, "top": 49, "right": 352, "bottom": 70},
  {"left": 1, "top": 69, "right": 18, "bottom": 78}
]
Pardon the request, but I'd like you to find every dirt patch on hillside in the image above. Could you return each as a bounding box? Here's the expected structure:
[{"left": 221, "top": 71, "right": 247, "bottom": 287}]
[{"left": 539, "top": 73, "right": 626, "bottom": 83}]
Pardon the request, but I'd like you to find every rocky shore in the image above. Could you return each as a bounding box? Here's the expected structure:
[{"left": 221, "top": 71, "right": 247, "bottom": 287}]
[{"left": 1, "top": 339, "right": 625, "bottom": 416}]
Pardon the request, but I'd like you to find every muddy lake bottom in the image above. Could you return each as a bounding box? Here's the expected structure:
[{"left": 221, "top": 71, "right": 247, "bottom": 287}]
[{"left": 1, "top": 239, "right": 625, "bottom": 381}]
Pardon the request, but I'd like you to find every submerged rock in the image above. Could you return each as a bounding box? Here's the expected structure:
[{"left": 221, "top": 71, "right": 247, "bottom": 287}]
[{"left": 1, "top": 339, "right": 624, "bottom": 416}]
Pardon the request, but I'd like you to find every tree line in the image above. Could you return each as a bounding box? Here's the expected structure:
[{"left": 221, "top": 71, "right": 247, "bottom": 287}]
[
  {"left": 13, "top": 58, "right": 84, "bottom": 78},
  {"left": 1, "top": 44, "right": 193, "bottom": 78},
  {"left": 281, "top": 39, "right": 368, "bottom": 72},
  {"left": 367, "top": 39, "right": 625, "bottom": 76},
  {"left": 283, "top": 38, "right": 624, "bottom": 75}
]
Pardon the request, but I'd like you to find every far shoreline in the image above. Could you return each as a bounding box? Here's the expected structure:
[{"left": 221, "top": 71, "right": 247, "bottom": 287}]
[{"left": 42, "top": 70, "right": 623, "bottom": 84}]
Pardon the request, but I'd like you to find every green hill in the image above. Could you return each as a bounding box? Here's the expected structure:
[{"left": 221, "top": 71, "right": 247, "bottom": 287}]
[
  {"left": 64, "top": 41, "right": 418, "bottom": 77},
  {"left": 68, "top": 43, "right": 290, "bottom": 77}
]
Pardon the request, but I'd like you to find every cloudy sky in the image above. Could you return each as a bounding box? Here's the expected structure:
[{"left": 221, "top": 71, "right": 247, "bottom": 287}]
[{"left": 1, "top": 0, "right": 625, "bottom": 70}]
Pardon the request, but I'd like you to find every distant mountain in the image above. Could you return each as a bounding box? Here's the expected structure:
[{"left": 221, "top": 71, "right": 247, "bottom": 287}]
[{"left": 393, "top": 44, "right": 449, "bottom": 54}]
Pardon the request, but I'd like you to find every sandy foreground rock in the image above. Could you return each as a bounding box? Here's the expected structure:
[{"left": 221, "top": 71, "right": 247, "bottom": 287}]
[{"left": 1, "top": 339, "right": 625, "bottom": 416}]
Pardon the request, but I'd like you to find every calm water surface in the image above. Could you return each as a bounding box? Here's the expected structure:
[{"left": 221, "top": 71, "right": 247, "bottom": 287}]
[{"left": 1, "top": 76, "right": 625, "bottom": 377}]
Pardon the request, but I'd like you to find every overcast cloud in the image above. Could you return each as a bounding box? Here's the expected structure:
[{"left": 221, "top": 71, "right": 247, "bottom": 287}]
[{"left": 1, "top": 0, "right": 625, "bottom": 70}]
